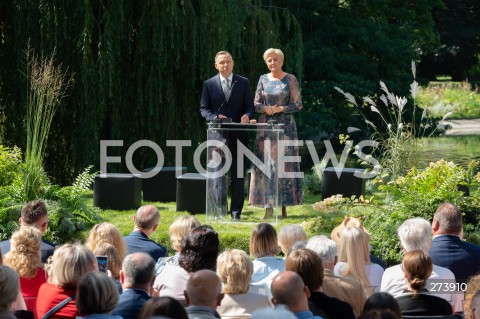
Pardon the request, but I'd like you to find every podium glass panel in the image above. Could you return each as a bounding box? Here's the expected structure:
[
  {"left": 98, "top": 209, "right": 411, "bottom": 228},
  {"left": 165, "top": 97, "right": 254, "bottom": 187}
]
[{"left": 205, "top": 122, "right": 284, "bottom": 222}]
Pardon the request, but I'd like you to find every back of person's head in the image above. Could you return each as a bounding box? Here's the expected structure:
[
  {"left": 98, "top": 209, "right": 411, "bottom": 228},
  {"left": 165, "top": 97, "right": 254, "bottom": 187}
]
[
  {"left": 471, "top": 291, "right": 480, "bottom": 319},
  {"left": 433, "top": 202, "right": 462, "bottom": 234},
  {"left": 216, "top": 249, "right": 253, "bottom": 294},
  {"left": 0, "top": 265, "right": 20, "bottom": 311},
  {"left": 21, "top": 200, "right": 48, "bottom": 224},
  {"left": 363, "top": 292, "right": 402, "bottom": 319},
  {"left": 5, "top": 226, "right": 42, "bottom": 278},
  {"left": 135, "top": 205, "right": 160, "bottom": 230},
  {"left": 285, "top": 248, "right": 324, "bottom": 292},
  {"left": 86, "top": 222, "right": 127, "bottom": 260},
  {"left": 185, "top": 269, "right": 223, "bottom": 308},
  {"left": 169, "top": 216, "right": 201, "bottom": 252},
  {"left": 397, "top": 218, "right": 432, "bottom": 253},
  {"left": 122, "top": 252, "right": 155, "bottom": 287},
  {"left": 251, "top": 306, "right": 297, "bottom": 319},
  {"left": 359, "top": 309, "right": 400, "bottom": 319},
  {"left": 306, "top": 235, "right": 337, "bottom": 269},
  {"left": 250, "top": 223, "right": 280, "bottom": 258},
  {"left": 46, "top": 243, "right": 97, "bottom": 289},
  {"left": 76, "top": 271, "right": 119, "bottom": 314},
  {"left": 271, "top": 271, "right": 308, "bottom": 310},
  {"left": 278, "top": 224, "right": 307, "bottom": 256},
  {"left": 337, "top": 227, "right": 371, "bottom": 288},
  {"left": 138, "top": 296, "right": 188, "bottom": 319},
  {"left": 402, "top": 250, "right": 432, "bottom": 292},
  {"left": 179, "top": 225, "right": 219, "bottom": 273},
  {"left": 94, "top": 242, "right": 123, "bottom": 279}
]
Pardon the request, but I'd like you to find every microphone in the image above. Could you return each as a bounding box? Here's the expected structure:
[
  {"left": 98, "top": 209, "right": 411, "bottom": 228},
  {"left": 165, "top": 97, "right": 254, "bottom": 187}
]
[{"left": 215, "top": 80, "right": 237, "bottom": 122}]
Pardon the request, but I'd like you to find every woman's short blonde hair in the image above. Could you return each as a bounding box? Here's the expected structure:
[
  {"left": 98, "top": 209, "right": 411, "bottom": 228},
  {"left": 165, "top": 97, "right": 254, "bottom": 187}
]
[
  {"left": 85, "top": 222, "right": 127, "bottom": 260},
  {"left": 76, "top": 271, "right": 119, "bottom": 314},
  {"left": 4, "top": 226, "right": 43, "bottom": 278},
  {"left": 263, "top": 48, "right": 284, "bottom": 62},
  {"left": 278, "top": 224, "right": 307, "bottom": 256},
  {"left": 217, "top": 249, "right": 253, "bottom": 294},
  {"left": 249, "top": 223, "right": 280, "bottom": 258},
  {"left": 93, "top": 243, "right": 122, "bottom": 279},
  {"left": 46, "top": 243, "right": 97, "bottom": 288},
  {"left": 169, "top": 216, "right": 201, "bottom": 252},
  {"left": 0, "top": 265, "right": 20, "bottom": 310}
]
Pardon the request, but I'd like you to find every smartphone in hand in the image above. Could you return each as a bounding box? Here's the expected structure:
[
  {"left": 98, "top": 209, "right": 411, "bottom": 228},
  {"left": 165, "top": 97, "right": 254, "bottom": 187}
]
[{"left": 96, "top": 255, "right": 108, "bottom": 273}]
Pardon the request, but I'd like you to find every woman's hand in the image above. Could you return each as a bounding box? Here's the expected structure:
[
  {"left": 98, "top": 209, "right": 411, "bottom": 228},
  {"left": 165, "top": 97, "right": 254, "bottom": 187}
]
[
  {"left": 272, "top": 106, "right": 284, "bottom": 114},
  {"left": 265, "top": 105, "right": 274, "bottom": 115}
]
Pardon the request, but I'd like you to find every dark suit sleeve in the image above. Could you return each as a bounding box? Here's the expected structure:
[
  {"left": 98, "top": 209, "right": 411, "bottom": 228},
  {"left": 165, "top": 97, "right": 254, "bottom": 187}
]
[
  {"left": 243, "top": 78, "right": 255, "bottom": 119},
  {"left": 200, "top": 81, "right": 216, "bottom": 121}
]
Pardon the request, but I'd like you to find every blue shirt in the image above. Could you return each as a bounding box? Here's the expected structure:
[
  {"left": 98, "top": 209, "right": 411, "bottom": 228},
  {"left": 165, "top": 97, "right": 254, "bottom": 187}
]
[{"left": 295, "top": 310, "right": 324, "bottom": 319}]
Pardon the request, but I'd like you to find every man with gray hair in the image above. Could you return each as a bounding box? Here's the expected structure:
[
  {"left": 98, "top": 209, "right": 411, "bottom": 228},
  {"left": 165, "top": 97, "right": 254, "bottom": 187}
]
[
  {"left": 124, "top": 205, "right": 168, "bottom": 260},
  {"left": 184, "top": 269, "right": 224, "bottom": 319},
  {"left": 112, "top": 252, "right": 156, "bottom": 319},
  {"left": 306, "top": 235, "right": 365, "bottom": 316},
  {"left": 380, "top": 217, "right": 457, "bottom": 309}
]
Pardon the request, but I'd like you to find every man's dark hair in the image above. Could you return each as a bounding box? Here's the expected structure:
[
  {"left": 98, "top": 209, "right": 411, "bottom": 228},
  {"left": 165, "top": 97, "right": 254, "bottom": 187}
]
[
  {"left": 21, "top": 200, "right": 48, "bottom": 224},
  {"left": 179, "top": 225, "right": 219, "bottom": 273}
]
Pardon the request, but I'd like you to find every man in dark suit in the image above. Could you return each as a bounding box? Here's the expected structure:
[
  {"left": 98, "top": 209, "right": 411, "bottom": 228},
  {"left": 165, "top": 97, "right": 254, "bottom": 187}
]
[
  {"left": 429, "top": 202, "right": 480, "bottom": 284},
  {"left": 112, "top": 252, "right": 155, "bottom": 319},
  {"left": 124, "top": 205, "right": 168, "bottom": 261},
  {"left": 0, "top": 200, "right": 55, "bottom": 263},
  {"left": 200, "top": 51, "right": 254, "bottom": 220}
]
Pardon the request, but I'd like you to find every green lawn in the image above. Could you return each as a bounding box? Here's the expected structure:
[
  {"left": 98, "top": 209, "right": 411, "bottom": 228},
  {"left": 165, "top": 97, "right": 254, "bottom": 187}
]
[{"left": 82, "top": 192, "right": 354, "bottom": 256}]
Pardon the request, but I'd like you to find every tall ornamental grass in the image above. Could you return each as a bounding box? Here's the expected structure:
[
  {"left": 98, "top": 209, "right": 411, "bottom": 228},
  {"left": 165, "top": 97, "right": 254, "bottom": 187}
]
[{"left": 24, "top": 50, "right": 69, "bottom": 201}]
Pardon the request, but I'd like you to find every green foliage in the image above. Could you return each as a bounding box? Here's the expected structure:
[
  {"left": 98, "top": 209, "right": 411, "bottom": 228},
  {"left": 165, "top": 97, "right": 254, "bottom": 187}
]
[
  {"left": 302, "top": 171, "right": 322, "bottom": 195},
  {"left": 416, "top": 82, "right": 480, "bottom": 119},
  {"left": 0, "top": 145, "right": 23, "bottom": 187},
  {"left": 364, "top": 160, "right": 480, "bottom": 265}
]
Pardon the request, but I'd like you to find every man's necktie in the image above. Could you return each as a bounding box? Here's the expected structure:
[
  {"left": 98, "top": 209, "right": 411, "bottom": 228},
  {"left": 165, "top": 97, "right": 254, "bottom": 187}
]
[{"left": 224, "top": 79, "right": 231, "bottom": 101}]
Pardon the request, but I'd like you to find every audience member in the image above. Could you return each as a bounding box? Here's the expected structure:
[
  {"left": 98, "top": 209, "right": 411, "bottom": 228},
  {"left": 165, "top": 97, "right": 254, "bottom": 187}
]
[
  {"left": 0, "top": 265, "right": 20, "bottom": 319},
  {"left": 381, "top": 217, "right": 457, "bottom": 308},
  {"left": 251, "top": 307, "right": 297, "bottom": 319},
  {"left": 124, "top": 205, "right": 168, "bottom": 260},
  {"left": 334, "top": 227, "right": 384, "bottom": 296},
  {"left": 4, "top": 226, "right": 47, "bottom": 318},
  {"left": 249, "top": 223, "right": 284, "bottom": 297},
  {"left": 36, "top": 243, "right": 97, "bottom": 319},
  {"left": 270, "top": 271, "right": 322, "bottom": 319},
  {"left": 430, "top": 203, "right": 480, "bottom": 284},
  {"left": 153, "top": 225, "right": 219, "bottom": 302},
  {"left": 306, "top": 235, "right": 365, "bottom": 316},
  {"left": 93, "top": 243, "right": 123, "bottom": 293},
  {"left": 362, "top": 293, "right": 402, "bottom": 319},
  {"left": 331, "top": 216, "right": 386, "bottom": 269},
  {"left": 358, "top": 310, "right": 399, "bottom": 319},
  {"left": 464, "top": 275, "right": 480, "bottom": 319},
  {"left": 155, "top": 216, "right": 201, "bottom": 276},
  {"left": 184, "top": 270, "right": 224, "bottom": 319},
  {"left": 138, "top": 296, "right": 188, "bottom": 319},
  {"left": 86, "top": 222, "right": 127, "bottom": 261},
  {"left": 470, "top": 291, "right": 480, "bottom": 319},
  {"left": 76, "top": 271, "right": 121, "bottom": 319},
  {"left": 278, "top": 224, "right": 307, "bottom": 257},
  {"left": 395, "top": 250, "right": 453, "bottom": 316},
  {"left": 1, "top": 200, "right": 55, "bottom": 263},
  {"left": 112, "top": 252, "right": 156, "bottom": 319},
  {"left": 0, "top": 247, "right": 27, "bottom": 314},
  {"left": 286, "top": 248, "right": 355, "bottom": 319},
  {"left": 216, "top": 249, "right": 271, "bottom": 318}
]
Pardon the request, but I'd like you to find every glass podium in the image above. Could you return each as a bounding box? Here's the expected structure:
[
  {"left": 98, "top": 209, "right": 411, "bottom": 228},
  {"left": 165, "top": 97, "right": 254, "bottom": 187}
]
[{"left": 205, "top": 121, "right": 284, "bottom": 223}]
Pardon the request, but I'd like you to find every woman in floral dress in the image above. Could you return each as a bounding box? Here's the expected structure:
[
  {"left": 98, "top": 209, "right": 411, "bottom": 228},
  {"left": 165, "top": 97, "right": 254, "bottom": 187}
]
[{"left": 249, "top": 48, "right": 303, "bottom": 218}]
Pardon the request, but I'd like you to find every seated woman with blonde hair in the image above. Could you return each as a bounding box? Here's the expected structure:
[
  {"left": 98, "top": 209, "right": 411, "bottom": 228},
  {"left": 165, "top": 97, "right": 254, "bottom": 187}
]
[
  {"left": 216, "top": 249, "right": 271, "bottom": 318},
  {"left": 395, "top": 250, "right": 453, "bottom": 316},
  {"left": 85, "top": 222, "right": 127, "bottom": 261},
  {"left": 4, "top": 226, "right": 47, "bottom": 318},
  {"left": 334, "top": 227, "right": 384, "bottom": 297},
  {"left": 278, "top": 224, "right": 307, "bottom": 257},
  {"left": 36, "top": 243, "right": 97, "bottom": 319}
]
